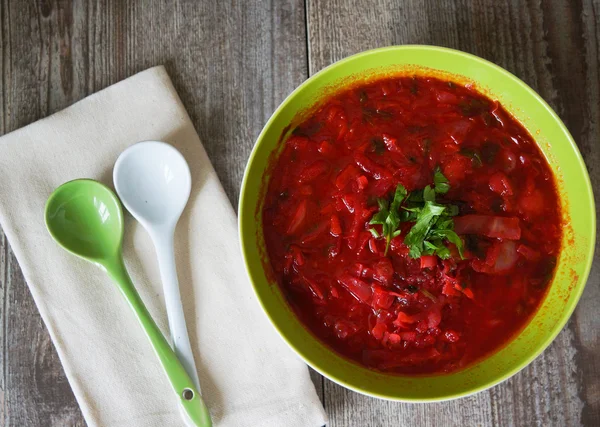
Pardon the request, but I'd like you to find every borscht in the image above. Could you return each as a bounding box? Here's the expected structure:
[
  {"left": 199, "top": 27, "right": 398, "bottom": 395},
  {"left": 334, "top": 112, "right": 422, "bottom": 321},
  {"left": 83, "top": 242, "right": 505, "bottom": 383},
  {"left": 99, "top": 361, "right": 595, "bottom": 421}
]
[{"left": 262, "top": 75, "right": 561, "bottom": 374}]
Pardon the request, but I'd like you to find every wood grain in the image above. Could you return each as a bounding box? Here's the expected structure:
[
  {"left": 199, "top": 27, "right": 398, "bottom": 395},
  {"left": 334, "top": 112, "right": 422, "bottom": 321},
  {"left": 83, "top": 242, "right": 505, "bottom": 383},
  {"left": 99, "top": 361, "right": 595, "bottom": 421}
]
[
  {"left": 307, "top": 0, "right": 599, "bottom": 426},
  {"left": 1, "top": 1, "right": 87, "bottom": 425},
  {"left": 0, "top": 0, "right": 308, "bottom": 425}
]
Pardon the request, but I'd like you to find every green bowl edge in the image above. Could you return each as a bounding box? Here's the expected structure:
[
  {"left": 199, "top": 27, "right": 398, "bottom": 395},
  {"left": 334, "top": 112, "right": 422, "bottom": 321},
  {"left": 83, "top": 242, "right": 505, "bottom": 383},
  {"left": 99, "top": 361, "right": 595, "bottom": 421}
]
[{"left": 238, "top": 45, "right": 596, "bottom": 402}]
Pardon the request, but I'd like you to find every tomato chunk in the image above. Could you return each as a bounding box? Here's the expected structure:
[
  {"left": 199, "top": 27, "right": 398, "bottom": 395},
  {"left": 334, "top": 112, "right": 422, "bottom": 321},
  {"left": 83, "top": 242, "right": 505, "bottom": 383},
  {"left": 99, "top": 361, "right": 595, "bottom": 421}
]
[
  {"left": 356, "top": 175, "right": 369, "bottom": 190},
  {"left": 489, "top": 172, "right": 514, "bottom": 196},
  {"left": 330, "top": 215, "right": 342, "bottom": 237},
  {"left": 420, "top": 255, "right": 437, "bottom": 269},
  {"left": 335, "top": 164, "right": 360, "bottom": 190},
  {"left": 372, "top": 258, "right": 394, "bottom": 284}
]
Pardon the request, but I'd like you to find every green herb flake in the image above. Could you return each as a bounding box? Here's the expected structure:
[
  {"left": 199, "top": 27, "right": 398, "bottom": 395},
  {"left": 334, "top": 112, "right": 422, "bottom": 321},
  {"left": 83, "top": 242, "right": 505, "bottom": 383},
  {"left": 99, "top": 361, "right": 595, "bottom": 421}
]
[
  {"left": 390, "top": 184, "right": 408, "bottom": 213},
  {"left": 431, "top": 228, "right": 465, "bottom": 259},
  {"left": 368, "top": 184, "right": 408, "bottom": 255},
  {"left": 446, "top": 204, "right": 459, "bottom": 216},
  {"left": 433, "top": 168, "right": 450, "bottom": 194},
  {"left": 423, "top": 185, "right": 436, "bottom": 202},
  {"left": 420, "top": 288, "right": 438, "bottom": 302},
  {"left": 459, "top": 147, "right": 483, "bottom": 167}
]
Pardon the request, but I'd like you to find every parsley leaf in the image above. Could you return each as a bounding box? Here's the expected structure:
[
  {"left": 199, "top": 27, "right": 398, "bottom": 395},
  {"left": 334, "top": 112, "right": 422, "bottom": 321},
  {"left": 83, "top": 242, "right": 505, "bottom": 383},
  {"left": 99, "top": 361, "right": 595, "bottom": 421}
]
[
  {"left": 434, "top": 167, "right": 450, "bottom": 194},
  {"left": 369, "top": 183, "right": 407, "bottom": 255},
  {"left": 369, "top": 198, "right": 389, "bottom": 225},
  {"left": 390, "top": 184, "right": 408, "bottom": 213},
  {"left": 423, "top": 239, "right": 451, "bottom": 259},
  {"left": 404, "top": 201, "right": 446, "bottom": 248},
  {"left": 445, "top": 204, "right": 460, "bottom": 216},
  {"left": 423, "top": 185, "right": 436, "bottom": 202},
  {"left": 430, "top": 228, "right": 465, "bottom": 259}
]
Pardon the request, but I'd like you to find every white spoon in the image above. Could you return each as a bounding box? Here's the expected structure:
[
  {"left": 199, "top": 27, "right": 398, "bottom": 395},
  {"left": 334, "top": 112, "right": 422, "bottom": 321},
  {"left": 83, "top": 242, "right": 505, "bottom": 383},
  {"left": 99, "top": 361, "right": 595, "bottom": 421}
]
[{"left": 113, "top": 141, "right": 204, "bottom": 421}]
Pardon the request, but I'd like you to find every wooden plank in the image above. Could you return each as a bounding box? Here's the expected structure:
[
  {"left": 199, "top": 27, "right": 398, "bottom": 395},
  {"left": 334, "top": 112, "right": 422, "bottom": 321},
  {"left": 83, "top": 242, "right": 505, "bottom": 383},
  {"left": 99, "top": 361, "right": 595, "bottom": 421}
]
[
  {"left": 546, "top": 0, "right": 600, "bottom": 424},
  {"left": 3, "top": 253, "right": 86, "bottom": 427},
  {"left": 0, "top": 0, "right": 5, "bottom": 421},
  {"left": 307, "top": 0, "right": 598, "bottom": 425},
  {"left": 0, "top": 0, "right": 87, "bottom": 425},
  {"left": 0, "top": 0, "right": 310, "bottom": 425},
  {"left": 1, "top": 233, "right": 6, "bottom": 423}
]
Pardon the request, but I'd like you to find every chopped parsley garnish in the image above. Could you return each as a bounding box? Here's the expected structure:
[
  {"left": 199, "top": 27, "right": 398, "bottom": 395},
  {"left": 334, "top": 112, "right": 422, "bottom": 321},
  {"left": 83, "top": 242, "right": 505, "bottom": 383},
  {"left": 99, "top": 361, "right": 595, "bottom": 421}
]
[
  {"left": 433, "top": 167, "right": 450, "bottom": 194},
  {"left": 368, "top": 184, "right": 407, "bottom": 255},
  {"left": 369, "top": 169, "right": 464, "bottom": 259}
]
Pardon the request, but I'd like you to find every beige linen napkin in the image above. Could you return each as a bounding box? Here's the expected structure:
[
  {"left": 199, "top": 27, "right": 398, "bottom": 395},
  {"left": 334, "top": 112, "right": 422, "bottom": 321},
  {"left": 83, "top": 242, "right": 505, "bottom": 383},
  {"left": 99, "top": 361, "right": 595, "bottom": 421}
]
[{"left": 0, "top": 66, "right": 326, "bottom": 427}]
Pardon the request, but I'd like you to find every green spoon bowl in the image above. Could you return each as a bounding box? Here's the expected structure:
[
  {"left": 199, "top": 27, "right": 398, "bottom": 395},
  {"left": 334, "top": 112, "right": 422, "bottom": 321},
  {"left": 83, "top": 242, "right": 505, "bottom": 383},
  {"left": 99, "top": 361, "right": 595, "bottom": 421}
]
[
  {"left": 46, "top": 179, "right": 124, "bottom": 263},
  {"left": 45, "top": 179, "right": 212, "bottom": 427}
]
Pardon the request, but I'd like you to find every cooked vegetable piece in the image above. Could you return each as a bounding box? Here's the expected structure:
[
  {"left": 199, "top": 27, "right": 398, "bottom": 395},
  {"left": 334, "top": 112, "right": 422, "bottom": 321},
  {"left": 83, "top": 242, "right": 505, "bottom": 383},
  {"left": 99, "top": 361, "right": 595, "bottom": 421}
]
[
  {"left": 454, "top": 215, "right": 521, "bottom": 240},
  {"left": 369, "top": 183, "right": 407, "bottom": 255},
  {"left": 287, "top": 200, "right": 307, "bottom": 235}
]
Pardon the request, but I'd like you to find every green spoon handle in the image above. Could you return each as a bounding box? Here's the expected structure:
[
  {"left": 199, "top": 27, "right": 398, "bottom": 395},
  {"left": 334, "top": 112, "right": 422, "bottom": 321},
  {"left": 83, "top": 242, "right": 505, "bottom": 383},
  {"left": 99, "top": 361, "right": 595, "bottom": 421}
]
[{"left": 104, "top": 256, "right": 212, "bottom": 427}]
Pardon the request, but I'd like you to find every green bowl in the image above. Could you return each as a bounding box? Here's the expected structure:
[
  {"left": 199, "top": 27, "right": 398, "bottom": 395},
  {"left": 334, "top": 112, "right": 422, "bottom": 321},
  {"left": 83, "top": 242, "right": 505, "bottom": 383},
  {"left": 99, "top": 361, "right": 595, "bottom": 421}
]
[{"left": 238, "top": 45, "right": 595, "bottom": 401}]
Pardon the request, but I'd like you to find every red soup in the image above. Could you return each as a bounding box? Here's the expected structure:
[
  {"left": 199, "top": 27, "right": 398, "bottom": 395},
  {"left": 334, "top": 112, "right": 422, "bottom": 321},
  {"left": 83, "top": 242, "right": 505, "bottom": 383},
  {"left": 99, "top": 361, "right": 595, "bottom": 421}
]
[{"left": 262, "top": 75, "right": 562, "bottom": 374}]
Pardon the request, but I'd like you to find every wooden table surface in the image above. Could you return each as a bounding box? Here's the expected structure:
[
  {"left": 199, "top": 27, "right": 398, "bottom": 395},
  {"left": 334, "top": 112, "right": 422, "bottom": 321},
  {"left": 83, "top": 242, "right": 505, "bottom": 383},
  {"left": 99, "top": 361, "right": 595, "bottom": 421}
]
[{"left": 0, "top": 1, "right": 598, "bottom": 426}]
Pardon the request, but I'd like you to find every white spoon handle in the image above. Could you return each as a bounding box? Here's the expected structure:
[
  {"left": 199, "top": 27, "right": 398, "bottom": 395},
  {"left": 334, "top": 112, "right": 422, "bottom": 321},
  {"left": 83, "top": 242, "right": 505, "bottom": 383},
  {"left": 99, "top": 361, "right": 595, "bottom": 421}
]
[{"left": 153, "top": 229, "right": 201, "bottom": 391}]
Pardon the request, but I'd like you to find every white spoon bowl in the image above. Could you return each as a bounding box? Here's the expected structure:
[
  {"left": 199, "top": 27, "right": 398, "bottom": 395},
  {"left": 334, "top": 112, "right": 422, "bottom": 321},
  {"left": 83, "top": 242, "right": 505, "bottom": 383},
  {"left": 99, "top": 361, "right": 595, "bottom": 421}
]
[{"left": 114, "top": 141, "right": 191, "bottom": 228}]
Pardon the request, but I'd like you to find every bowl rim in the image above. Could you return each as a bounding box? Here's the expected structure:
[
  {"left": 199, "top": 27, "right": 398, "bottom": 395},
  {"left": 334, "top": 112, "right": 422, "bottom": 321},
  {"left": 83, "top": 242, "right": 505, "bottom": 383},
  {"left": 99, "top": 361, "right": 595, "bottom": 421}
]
[{"left": 238, "top": 44, "right": 596, "bottom": 401}]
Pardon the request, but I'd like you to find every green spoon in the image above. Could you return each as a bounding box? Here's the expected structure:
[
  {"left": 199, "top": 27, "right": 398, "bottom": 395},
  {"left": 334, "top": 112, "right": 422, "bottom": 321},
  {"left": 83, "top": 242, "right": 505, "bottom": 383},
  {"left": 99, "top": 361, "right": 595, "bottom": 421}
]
[{"left": 45, "top": 179, "right": 212, "bottom": 427}]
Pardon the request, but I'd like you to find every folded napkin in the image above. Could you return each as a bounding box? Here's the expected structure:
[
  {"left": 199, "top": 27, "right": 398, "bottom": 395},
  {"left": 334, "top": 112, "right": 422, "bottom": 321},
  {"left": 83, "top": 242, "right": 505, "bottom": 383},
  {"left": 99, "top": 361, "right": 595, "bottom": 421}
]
[{"left": 0, "top": 66, "right": 326, "bottom": 427}]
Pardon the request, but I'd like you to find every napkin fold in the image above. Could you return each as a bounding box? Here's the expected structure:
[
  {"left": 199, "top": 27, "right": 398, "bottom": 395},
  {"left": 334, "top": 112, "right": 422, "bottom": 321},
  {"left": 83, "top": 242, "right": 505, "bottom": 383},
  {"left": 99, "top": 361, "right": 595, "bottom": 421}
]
[{"left": 0, "top": 66, "right": 326, "bottom": 427}]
